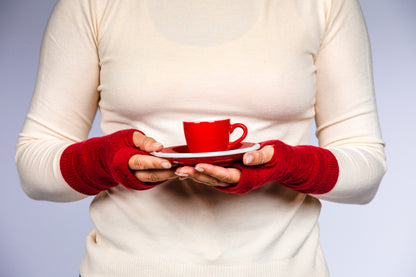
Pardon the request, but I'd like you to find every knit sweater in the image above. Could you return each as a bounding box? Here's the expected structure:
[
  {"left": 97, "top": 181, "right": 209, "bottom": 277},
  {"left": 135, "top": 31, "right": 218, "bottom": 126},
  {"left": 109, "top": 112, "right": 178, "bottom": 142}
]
[{"left": 15, "top": 0, "right": 387, "bottom": 276}]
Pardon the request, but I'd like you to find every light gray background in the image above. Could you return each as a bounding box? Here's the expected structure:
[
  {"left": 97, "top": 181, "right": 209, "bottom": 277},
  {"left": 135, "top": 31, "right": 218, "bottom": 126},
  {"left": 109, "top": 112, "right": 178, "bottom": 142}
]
[{"left": 1, "top": 0, "right": 415, "bottom": 276}]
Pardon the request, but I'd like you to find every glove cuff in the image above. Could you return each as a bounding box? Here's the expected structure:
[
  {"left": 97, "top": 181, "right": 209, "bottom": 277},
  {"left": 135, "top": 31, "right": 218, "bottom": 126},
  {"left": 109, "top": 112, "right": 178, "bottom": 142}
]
[
  {"left": 216, "top": 140, "right": 339, "bottom": 195},
  {"left": 60, "top": 129, "right": 159, "bottom": 195}
]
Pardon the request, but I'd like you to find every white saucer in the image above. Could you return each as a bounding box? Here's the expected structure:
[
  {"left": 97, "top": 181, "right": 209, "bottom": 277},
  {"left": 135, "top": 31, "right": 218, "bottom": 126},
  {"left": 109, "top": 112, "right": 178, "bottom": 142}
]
[{"left": 151, "top": 142, "right": 260, "bottom": 165}]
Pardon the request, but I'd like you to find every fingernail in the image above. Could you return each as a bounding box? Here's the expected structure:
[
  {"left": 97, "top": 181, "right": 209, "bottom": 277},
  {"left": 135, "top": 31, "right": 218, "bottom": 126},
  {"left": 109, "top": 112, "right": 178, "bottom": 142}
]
[
  {"left": 175, "top": 172, "right": 189, "bottom": 177},
  {"left": 162, "top": 162, "right": 171, "bottom": 169},
  {"left": 244, "top": 155, "right": 253, "bottom": 164},
  {"left": 195, "top": 167, "right": 204, "bottom": 173},
  {"left": 152, "top": 142, "right": 163, "bottom": 148}
]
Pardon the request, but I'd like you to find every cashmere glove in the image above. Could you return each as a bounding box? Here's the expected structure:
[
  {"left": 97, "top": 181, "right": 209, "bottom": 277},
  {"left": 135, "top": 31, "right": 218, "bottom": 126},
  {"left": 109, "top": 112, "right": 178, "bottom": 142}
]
[
  {"left": 215, "top": 140, "right": 339, "bottom": 195},
  {"left": 60, "top": 129, "right": 160, "bottom": 195}
]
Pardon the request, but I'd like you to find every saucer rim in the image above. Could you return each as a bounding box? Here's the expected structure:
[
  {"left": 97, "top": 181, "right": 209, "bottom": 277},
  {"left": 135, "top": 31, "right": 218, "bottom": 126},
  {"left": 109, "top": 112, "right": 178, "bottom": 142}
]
[{"left": 151, "top": 142, "right": 260, "bottom": 158}]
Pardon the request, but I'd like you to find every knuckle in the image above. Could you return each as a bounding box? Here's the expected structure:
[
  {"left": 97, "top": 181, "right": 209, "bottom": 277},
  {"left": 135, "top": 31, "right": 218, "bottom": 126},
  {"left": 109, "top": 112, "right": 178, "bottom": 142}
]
[
  {"left": 143, "top": 136, "right": 156, "bottom": 147},
  {"left": 258, "top": 149, "right": 269, "bottom": 163},
  {"left": 214, "top": 181, "right": 229, "bottom": 188},
  {"left": 259, "top": 153, "right": 267, "bottom": 164},
  {"left": 221, "top": 174, "right": 233, "bottom": 184},
  {"left": 209, "top": 178, "right": 220, "bottom": 187},
  {"left": 251, "top": 152, "right": 262, "bottom": 164},
  {"left": 145, "top": 172, "right": 161, "bottom": 183},
  {"left": 132, "top": 156, "right": 146, "bottom": 170},
  {"left": 136, "top": 171, "right": 160, "bottom": 183}
]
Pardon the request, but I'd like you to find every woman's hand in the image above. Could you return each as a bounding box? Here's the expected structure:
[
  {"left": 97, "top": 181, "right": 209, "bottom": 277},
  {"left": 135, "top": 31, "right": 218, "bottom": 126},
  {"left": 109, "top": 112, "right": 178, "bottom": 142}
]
[
  {"left": 128, "top": 131, "right": 176, "bottom": 183},
  {"left": 174, "top": 145, "right": 274, "bottom": 187}
]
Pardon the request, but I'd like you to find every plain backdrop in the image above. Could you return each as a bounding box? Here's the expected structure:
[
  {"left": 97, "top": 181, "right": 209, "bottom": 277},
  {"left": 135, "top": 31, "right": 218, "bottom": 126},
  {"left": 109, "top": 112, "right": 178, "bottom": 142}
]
[{"left": 1, "top": 0, "right": 415, "bottom": 276}]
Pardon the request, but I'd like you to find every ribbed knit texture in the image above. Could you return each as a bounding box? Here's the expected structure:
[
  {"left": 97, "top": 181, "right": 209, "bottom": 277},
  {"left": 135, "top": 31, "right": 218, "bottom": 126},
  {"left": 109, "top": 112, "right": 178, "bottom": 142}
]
[
  {"left": 60, "top": 129, "right": 159, "bottom": 195},
  {"left": 216, "top": 140, "right": 339, "bottom": 194}
]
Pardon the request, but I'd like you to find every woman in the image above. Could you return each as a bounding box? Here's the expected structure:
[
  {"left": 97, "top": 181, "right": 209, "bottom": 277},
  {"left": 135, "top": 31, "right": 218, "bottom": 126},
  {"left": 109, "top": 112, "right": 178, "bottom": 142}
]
[{"left": 15, "top": 0, "right": 386, "bottom": 276}]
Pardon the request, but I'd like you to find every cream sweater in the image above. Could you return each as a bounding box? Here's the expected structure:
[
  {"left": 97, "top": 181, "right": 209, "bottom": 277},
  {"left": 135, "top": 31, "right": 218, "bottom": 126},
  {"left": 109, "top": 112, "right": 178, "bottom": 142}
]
[{"left": 16, "top": 0, "right": 387, "bottom": 276}]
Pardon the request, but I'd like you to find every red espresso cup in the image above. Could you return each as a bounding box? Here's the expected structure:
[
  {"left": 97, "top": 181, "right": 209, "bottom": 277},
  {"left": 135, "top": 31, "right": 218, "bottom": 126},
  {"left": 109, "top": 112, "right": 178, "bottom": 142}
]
[{"left": 183, "top": 117, "right": 248, "bottom": 153}]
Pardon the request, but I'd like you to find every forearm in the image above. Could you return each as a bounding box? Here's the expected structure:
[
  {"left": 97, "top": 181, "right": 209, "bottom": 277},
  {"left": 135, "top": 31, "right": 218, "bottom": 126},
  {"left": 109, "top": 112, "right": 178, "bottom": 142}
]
[
  {"left": 15, "top": 0, "right": 101, "bottom": 202},
  {"left": 16, "top": 133, "right": 87, "bottom": 202},
  {"left": 314, "top": 144, "right": 386, "bottom": 204},
  {"left": 311, "top": 0, "right": 387, "bottom": 203},
  {"left": 214, "top": 138, "right": 385, "bottom": 205}
]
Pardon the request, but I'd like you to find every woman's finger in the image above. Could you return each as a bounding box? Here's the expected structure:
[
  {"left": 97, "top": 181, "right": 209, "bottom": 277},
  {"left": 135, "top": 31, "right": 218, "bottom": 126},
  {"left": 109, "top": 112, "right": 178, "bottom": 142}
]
[
  {"left": 134, "top": 169, "right": 177, "bottom": 183},
  {"left": 194, "top": 164, "right": 241, "bottom": 184},
  {"left": 243, "top": 145, "right": 274, "bottom": 166},
  {"left": 132, "top": 131, "right": 164, "bottom": 153},
  {"left": 177, "top": 167, "right": 229, "bottom": 187},
  {"left": 129, "top": 154, "right": 172, "bottom": 170},
  {"left": 175, "top": 165, "right": 241, "bottom": 187}
]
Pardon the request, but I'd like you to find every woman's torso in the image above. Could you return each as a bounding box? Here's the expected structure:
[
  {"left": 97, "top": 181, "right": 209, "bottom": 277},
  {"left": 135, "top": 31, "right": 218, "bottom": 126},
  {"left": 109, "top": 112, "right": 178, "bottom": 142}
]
[{"left": 82, "top": 0, "right": 328, "bottom": 275}]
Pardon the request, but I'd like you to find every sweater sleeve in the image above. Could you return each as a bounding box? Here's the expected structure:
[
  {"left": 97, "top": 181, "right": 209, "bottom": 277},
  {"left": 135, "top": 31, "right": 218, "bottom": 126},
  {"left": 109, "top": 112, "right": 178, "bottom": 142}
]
[
  {"left": 15, "top": 0, "right": 101, "bottom": 202},
  {"left": 312, "top": 0, "right": 386, "bottom": 204}
]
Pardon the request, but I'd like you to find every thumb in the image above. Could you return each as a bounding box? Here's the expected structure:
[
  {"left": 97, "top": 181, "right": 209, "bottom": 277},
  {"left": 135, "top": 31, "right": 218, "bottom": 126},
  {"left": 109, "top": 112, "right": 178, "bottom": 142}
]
[
  {"left": 132, "top": 131, "right": 163, "bottom": 152},
  {"left": 243, "top": 145, "right": 274, "bottom": 166}
]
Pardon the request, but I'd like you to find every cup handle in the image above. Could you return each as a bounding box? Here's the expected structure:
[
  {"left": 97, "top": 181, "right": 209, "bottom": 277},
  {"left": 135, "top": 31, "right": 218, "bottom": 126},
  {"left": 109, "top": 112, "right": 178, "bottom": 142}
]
[{"left": 227, "top": 123, "right": 248, "bottom": 150}]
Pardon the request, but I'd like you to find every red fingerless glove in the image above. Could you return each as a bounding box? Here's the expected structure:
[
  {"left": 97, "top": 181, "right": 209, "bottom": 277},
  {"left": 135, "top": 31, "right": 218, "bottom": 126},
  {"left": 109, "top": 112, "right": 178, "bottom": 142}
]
[
  {"left": 216, "top": 140, "right": 339, "bottom": 195},
  {"left": 59, "top": 129, "right": 160, "bottom": 195}
]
